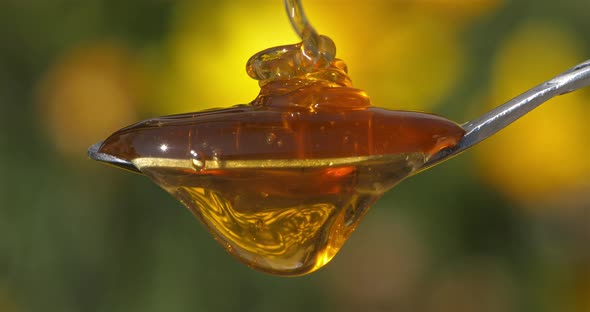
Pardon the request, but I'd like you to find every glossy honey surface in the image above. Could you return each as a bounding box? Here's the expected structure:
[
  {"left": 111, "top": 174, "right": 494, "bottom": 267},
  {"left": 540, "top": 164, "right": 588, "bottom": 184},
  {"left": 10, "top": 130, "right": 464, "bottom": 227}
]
[{"left": 98, "top": 40, "right": 465, "bottom": 275}]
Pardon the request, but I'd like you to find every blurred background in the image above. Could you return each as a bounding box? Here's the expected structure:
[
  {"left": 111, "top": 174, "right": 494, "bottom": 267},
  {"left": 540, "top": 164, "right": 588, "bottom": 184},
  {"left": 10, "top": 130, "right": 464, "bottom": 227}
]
[{"left": 1, "top": 0, "right": 589, "bottom": 311}]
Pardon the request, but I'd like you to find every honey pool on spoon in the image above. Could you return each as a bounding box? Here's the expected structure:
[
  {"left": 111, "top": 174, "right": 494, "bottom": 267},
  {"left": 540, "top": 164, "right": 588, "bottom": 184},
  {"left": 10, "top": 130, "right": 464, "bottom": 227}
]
[{"left": 89, "top": 2, "right": 590, "bottom": 276}]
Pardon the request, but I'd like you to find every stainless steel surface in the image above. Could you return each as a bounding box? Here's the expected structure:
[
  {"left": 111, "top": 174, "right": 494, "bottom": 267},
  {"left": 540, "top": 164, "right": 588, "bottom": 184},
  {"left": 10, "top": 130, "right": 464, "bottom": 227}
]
[
  {"left": 88, "top": 59, "right": 590, "bottom": 175},
  {"left": 87, "top": 141, "right": 141, "bottom": 173}
]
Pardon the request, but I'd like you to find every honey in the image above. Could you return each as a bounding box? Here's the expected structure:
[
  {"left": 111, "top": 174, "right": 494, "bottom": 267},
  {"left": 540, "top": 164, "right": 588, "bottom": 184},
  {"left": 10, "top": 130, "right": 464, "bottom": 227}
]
[
  {"left": 98, "top": 63, "right": 464, "bottom": 275},
  {"left": 136, "top": 154, "right": 424, "bottom": 275},
  {"left": 95, "top": 1, "right": 465, "bottom": 276}
]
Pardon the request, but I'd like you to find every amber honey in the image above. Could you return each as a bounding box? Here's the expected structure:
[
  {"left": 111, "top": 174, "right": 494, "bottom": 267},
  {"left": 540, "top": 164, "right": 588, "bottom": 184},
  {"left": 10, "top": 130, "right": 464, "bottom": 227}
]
[
  {"left": 136, "top": 154, "right": 423, "bottom": 275},
  {"left": 97, "top": 27, "right": 465, "bottom": 275},
  {"left": 99, "top": 95, "right": 464, "bottom": 275}
]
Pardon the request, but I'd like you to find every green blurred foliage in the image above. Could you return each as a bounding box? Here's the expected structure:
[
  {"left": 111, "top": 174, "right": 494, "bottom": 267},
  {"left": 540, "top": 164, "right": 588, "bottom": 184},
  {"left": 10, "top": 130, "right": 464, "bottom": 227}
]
[{"left": 0, "top": 0, "right": 589, "bottom": 311}]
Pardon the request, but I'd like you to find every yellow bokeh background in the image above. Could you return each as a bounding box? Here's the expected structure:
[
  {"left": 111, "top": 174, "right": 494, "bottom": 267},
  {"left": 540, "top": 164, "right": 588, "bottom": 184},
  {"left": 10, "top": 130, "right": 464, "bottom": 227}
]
[
  {"left": 152, "top": 0, "right": 503, "bottom": 114},
  {"left": 474, "top": 22, "right": 590, "bottom": 203},
  {"left": 2, "top": 0, "right": 589, "bottom": 311}
]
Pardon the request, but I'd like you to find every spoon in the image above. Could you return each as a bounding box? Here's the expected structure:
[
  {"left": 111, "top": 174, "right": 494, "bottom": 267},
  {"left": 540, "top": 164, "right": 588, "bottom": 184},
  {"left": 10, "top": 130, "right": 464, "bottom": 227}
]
[{"left": 88, "top": 58, "right": 590, "bottom": 172}]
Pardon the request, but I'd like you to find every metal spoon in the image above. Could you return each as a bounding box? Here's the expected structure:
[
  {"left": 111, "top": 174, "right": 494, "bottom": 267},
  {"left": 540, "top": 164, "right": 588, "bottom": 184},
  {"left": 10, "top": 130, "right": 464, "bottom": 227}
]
[
  {"left": 88, "top": 59, "right": 590, "bottom": 173},
  {"left": 421, "top": 58, "right": 590, "bottom": 171}
]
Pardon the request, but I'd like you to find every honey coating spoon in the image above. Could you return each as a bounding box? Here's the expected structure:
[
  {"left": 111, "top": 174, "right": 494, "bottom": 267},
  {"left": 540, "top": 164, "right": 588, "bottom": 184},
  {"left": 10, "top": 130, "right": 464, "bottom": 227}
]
[{"left": 88, "top": 58, "right": 590, "bottom": 173}]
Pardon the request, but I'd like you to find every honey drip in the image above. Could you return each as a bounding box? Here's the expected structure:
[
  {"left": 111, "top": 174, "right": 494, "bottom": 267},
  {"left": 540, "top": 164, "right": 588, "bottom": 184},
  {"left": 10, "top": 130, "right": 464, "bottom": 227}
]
[{"left": 96, "top": 1, "right": 465, "bottom": 276}]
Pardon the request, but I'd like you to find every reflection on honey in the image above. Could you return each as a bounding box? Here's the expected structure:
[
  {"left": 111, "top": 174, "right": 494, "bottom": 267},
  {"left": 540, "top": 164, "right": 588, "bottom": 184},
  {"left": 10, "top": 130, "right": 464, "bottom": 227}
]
[
  {"left": 137, "top": 154, "right": 425, "bottom": 275},
  {"left": 98, "top": 35, "right": 465, "bottom": 275}
]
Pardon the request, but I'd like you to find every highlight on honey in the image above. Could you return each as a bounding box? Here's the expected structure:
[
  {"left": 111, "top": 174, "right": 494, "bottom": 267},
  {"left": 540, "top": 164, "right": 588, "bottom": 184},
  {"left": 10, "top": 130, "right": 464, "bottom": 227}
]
[
  {"left": 96, "top": 33, "right": 464, "bottom": 275},
  {"left": 94, "top": 0, "right": 465, "bottom": 276}
]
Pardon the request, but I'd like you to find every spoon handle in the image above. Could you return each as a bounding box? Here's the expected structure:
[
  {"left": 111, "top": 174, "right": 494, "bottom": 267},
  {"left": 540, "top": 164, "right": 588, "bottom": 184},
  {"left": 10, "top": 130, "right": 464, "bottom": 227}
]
[{"left": 421, "top": 59, "right": 590, "bottom": 171}]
